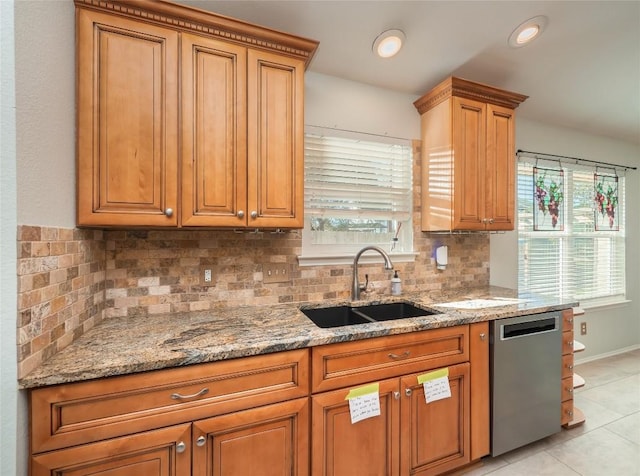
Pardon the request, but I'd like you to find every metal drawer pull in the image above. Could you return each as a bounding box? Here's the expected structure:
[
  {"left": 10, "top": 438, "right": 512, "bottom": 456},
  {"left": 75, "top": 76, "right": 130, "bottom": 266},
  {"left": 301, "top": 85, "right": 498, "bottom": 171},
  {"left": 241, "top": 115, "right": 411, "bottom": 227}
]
[
  {"left": 171, "top": 388, "right": 209, "bottom": 400},
  {"left": 388, "top": 351, "right": 410, "bottom": 360},
  {"left": 480, "top": 333, "right": 486, "bottom": 341},
  {"left": 393, "top": 391, "right": 400, "bottom": 400},
  {"left": 196, "top": 436, "right": 206, "bottom": 447},
  {"left": 405, "top": 388, "right": 412, "bottom": 397},
  {"left": 176, "top": 441, "right": 186, "bottom": 453}
]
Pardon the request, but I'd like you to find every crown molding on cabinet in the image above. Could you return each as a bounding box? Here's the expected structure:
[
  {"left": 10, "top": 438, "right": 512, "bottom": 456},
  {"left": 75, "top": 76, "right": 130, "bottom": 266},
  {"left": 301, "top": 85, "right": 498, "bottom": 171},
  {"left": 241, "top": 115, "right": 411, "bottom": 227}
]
[{"left": 74, "top": 0, "right": 319, "bottom": 67}]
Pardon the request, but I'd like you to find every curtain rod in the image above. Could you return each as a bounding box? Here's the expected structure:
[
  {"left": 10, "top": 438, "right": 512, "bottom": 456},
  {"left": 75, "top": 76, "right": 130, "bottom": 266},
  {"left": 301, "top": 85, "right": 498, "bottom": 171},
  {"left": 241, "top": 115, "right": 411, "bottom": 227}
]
[
  {"left": 517, "top": 149, "right": 637, "bottom": 171},
  {"left": 305, "top": 124, "right": 412, "bottom": 142},
  {"left": 516, "top": 149, "right": 637, "bottom": 170}
]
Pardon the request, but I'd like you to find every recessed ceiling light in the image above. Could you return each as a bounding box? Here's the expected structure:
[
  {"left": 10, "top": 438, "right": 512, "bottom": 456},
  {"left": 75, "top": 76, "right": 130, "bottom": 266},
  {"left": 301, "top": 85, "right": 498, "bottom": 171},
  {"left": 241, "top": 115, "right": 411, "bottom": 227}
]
[
  {"left": 372, "top": 29, "right": 406, "bottom": 58},
  {"left": 508, "top": 15, "right": 548, "bottom": 48}
]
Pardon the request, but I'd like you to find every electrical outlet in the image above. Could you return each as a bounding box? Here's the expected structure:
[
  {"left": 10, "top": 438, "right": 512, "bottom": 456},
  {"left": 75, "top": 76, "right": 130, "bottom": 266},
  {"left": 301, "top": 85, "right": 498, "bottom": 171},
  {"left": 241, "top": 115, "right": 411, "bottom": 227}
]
[
  {"left": 263, "top": 263, "right": 291, "bottom": 284},
  {"left": 200, "top": 267, "right": 214, "bottom": 286},
  {"left": 580, "top": 322, "right": 587, "bottom": 335}
]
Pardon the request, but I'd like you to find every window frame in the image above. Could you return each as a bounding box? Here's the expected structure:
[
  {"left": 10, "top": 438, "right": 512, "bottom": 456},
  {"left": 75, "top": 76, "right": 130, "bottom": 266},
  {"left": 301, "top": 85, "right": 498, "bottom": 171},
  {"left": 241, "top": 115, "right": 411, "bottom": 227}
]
[
  {"left": 299, "top": 126, "right": 415, "bottom": 266},
  {"left": 517, "top": 159, "right": 627, "bottom": 306}
]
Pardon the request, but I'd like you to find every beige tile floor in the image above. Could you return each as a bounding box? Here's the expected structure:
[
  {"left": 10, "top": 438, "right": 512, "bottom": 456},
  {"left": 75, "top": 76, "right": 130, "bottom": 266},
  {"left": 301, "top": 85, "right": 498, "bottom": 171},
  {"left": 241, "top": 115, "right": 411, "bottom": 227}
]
[{"left": 464, "top": 348, "right": 640, "bottom": 476}]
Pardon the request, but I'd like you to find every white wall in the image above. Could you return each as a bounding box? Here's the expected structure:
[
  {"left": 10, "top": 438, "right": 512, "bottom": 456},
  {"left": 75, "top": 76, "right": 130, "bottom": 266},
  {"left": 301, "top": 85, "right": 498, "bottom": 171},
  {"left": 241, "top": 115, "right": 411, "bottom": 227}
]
[
  {"left": 491, "top": 117, "right": 640, "bottom": 359},
  {"left": 1, "top": 1, "right": 20, "bottom": 473},
  {"left": 15, "top": 0, "right": 76, "bottom": 228},
  {"left": 305, "top": 72, "right": 421, "bottom": 140}
]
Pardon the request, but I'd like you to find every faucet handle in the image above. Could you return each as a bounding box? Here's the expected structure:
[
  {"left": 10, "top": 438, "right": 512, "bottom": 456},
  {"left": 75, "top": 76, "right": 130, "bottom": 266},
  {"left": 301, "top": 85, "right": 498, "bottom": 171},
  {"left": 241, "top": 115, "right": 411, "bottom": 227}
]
[{"left": 359, "top": 274, "right": 370, "bottom": 293}]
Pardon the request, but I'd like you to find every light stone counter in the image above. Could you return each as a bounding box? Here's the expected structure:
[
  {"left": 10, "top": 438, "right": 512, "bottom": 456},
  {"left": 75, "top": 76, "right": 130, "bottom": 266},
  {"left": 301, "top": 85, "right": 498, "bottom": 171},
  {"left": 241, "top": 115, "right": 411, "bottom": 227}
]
[{"left": 18, "top": 286, "right": 577, "bottom": 389}]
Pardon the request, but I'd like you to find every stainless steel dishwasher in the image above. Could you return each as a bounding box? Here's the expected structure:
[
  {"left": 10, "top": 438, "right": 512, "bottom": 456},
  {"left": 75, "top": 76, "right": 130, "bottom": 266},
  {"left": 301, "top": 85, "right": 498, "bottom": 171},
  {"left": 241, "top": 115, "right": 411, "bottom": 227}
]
[{"left": 490, "top": 311, "right": 562, "bottom": 456}]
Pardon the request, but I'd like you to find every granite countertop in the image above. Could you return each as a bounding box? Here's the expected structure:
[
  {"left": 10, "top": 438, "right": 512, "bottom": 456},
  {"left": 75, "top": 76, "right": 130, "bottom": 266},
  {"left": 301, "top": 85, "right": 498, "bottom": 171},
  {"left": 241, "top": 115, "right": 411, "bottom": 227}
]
[{"left": 19, "top": 286, "right": 577, "bottom": 389}]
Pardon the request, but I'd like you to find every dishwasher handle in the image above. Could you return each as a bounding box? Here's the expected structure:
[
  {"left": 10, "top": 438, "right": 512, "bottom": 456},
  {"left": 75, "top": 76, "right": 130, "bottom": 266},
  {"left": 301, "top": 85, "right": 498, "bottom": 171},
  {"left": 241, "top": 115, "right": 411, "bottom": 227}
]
[{"left": 501, "top": 316, "right": 558, "bottom": 340}]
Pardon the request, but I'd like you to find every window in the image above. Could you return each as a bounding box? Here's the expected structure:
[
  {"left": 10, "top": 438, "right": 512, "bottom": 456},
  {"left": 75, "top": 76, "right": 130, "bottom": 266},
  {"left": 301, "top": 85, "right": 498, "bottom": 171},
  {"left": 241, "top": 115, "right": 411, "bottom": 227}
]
[
  {"left": 517, "top": 160, "right": 626, "bottom": 305},
  {"left": 301, "top": 126, "right": 413, "bottom": 264}
]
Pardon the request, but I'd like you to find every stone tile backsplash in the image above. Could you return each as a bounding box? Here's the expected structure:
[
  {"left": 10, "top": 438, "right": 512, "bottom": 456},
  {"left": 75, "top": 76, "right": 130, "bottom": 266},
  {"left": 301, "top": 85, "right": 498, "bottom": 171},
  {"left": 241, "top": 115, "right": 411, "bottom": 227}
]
[
  {"left": 16, "top": 226, "right": 105, "bottom": 378},
  {"left": 17, "top": 224, "right": 488, "bottom": 377}
]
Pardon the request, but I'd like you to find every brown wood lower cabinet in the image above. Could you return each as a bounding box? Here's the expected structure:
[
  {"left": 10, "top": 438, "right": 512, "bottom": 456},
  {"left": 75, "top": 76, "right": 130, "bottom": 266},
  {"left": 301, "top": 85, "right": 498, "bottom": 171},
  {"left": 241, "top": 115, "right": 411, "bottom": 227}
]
[
  {"left": 310, "top": 324, "right": 488, "bottom": 476},
  {"left": 311, "top": 363, "right": 470, "bottom": 476},
  {"left": 29, "top": 350, "right": 309, "bottom": 476},
  {"left": 29, "top": 325, "right": 490, "bottom": 476}
]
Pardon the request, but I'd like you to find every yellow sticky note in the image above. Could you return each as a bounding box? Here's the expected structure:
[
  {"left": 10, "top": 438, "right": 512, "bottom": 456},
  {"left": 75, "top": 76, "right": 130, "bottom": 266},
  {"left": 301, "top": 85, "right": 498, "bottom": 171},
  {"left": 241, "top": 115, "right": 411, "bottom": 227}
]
[
  {"left": 417, "top": 368, "right": 449, "bottom": 385},
  {"left": 345, "top": 382, "right": 380, "bottom": 400}
]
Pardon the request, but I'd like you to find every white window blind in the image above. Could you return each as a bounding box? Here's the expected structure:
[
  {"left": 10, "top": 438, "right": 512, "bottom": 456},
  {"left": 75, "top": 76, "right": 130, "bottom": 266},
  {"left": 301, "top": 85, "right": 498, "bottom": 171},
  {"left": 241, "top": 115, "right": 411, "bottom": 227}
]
[
  {"left": 517, "top": 160, "right": 626, "bottom": 304},
  {"left": 302, "top": 127, "right": 413, "bottom": 260}
]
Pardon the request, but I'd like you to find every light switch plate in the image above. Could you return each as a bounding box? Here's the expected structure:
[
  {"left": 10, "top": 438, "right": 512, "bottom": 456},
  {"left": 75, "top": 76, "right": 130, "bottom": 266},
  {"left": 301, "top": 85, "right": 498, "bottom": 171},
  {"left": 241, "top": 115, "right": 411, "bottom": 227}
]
[
  {"left": 263, "top": 263, "right": 291, "bottom": 284},
  {"left": 200, "top": 267, "right": 215, "bottom": 287}
]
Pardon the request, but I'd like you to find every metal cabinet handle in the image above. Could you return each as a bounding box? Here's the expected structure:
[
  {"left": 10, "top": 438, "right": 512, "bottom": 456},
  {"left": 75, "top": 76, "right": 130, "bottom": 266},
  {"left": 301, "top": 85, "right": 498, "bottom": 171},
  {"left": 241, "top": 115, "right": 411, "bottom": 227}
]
[
  {"left": 165, "top": 208, "right": 174, "bottom": 217},
  {"left": 393, "top": 391, "right": 400, "bottom": 400},
  {"left": 388, "top": 351, "right": 410, "bottom": 360},
  {"left": 171, "top": 388, "right": 209, "bottom": 400},
  {"left": 196, "top": 436, "right": 206, "bottom": 447},
  {"left": 480, "top": 333, "right": 486, "bottom": 341},
  {"left": 250, "top": 211, "right": 258, "bottom": 219},
  {"left": 567, "top": 364, "right": 574, "bottom": 370},
  {"left": 405, "top": 388, "right": 412, "bottom": 397},
  {"left": 176, "top": 441, "right": 186, "bottom": 453},
  {"left": 237, "top": 210, "right": 245, "bottom": 218},
  {"left": 488, "top": 218, "right": 495, "bottom": 224}
]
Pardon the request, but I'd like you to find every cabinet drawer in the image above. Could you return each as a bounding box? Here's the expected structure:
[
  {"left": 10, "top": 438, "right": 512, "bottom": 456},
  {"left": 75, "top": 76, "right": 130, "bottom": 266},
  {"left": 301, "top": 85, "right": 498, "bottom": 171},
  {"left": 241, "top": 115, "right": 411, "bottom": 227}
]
[
  {"left": 311, "top": 326, "right": 469, "bottom": 393},
  {"left": 562, "top": 353, "right": 574, "bottom": 379},
  {"left": 31, "top": 349, "right": 309, "bottom": 453},
  {"left": 561, "top": 377, "right": 574, "bottom": 402},
  {"left": 561, "top": 399, "right": 574, "bottom": 425}
]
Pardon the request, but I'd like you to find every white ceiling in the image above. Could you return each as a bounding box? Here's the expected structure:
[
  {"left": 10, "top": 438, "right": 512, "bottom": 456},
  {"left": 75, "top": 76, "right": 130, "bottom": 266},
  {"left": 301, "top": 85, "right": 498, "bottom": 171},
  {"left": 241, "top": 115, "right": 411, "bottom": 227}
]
[{"left": 176, "top": 0, "right": 640, "bottom": 146}]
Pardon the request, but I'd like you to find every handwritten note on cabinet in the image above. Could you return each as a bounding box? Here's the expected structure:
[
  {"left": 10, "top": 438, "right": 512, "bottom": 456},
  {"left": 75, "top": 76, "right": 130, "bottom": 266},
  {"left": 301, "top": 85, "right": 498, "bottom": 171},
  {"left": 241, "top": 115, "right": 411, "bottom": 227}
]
[
  {"left": 418, "top": 368, "right": 451, "bottom": 403},
  {"left": 345, "top": 383, "right": 381, "bottom": 424}
]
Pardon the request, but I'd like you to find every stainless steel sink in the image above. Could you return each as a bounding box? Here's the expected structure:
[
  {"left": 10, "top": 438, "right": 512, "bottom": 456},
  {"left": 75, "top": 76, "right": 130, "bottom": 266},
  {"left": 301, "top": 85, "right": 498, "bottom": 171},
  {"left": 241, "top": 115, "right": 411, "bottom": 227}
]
[{"left": 301, "top": 302, "right": 440, "bottom": 328}]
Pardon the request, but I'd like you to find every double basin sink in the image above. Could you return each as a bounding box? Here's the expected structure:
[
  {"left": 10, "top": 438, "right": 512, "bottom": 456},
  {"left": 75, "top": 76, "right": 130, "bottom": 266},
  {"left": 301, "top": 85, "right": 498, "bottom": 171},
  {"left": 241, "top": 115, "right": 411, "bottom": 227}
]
[{"left": 301, "top": 302, "right": 441, "bottom": 328}]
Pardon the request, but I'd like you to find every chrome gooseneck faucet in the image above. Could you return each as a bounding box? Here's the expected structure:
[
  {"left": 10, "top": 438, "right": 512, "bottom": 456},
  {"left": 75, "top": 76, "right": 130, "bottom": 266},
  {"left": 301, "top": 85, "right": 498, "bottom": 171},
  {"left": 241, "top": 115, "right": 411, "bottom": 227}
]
[{"left": 351, "top": 246, "right": 394, "bottom": 300}]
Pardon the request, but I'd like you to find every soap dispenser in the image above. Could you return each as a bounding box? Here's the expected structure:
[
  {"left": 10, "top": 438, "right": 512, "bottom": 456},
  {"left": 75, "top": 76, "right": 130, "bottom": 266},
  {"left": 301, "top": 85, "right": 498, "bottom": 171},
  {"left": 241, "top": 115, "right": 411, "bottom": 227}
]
[{"left": 391, "top": 271, "right": 402, "bottom": 296}]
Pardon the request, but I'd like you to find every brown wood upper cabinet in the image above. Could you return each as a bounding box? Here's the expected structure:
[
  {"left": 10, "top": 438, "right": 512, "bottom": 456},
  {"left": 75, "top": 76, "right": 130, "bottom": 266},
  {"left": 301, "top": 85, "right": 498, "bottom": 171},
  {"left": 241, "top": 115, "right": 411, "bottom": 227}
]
[
  {"left": 414, "top": 77, "right": 528, "bottom": 232},
  {"left": 76, "top": 0, "right": 318, "bottom": 228}
]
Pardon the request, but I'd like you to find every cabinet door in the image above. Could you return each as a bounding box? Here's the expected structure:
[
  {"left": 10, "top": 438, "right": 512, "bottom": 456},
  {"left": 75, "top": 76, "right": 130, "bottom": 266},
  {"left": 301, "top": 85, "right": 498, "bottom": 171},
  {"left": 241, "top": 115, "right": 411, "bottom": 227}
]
[
  {"left": 469, "top": 322, "right": 490, "bottom": 460},
  {"left": 76, "top": 9, "right": 178, "bottom": 226},
  {"left": 31, "top": 424, "right": 191, "bottom": 476},
  {"left": 485, "top": 104, "right": 516, "bottom": 231},
  {"left": 452, "top": 97, "right": 486, "bottom": 230},
  {"left": 311, "top": 379, "right": 400, "bottom": 476},
  {"left": 181, "top": 33, "right": 248, "bottom": 227},
  {"left": 400, "top": 362, "right": 471, "bottom": 476},
  {"left": 247, "top": 50, "right": 305, "bottom": 228},
  {"left": 193, "top": 398, "right": 309, "bottom": 476}
]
